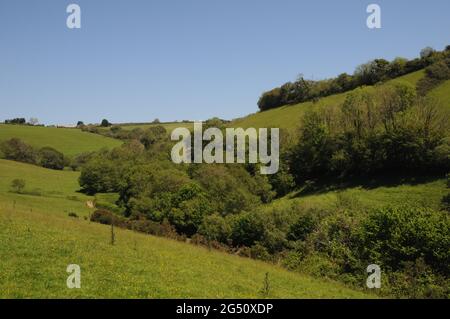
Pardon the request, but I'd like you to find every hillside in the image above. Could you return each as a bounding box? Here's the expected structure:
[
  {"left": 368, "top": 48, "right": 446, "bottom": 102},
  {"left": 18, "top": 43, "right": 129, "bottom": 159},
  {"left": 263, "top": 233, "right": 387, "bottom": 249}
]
[
  {"left": 0, "top": 159, "right": 371, "bottom": 298},
  {"left": 0, "top": 125, "right": 122, "bottom": 157},
  {"left": 229, "top": 70, "right": 450, "bottom": 131}
]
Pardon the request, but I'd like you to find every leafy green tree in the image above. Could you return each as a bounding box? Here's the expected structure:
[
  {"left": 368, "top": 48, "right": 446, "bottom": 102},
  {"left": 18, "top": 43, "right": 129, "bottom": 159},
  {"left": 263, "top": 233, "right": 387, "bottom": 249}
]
[
  {"left": 38, "top": 147, "right": 65, "bottom": 170},
  {"left": 0, "top": 138, "right": 37, "bottom": 164}
]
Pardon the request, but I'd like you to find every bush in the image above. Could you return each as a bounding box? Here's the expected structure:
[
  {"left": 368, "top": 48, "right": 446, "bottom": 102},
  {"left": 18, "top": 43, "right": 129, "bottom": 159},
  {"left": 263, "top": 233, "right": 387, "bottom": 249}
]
[
  {"left": 90, "top": 209, "right": 125, "bottom": 227},
  {"left": 358, "top": 206, "right": 450, "bottom": 275},
  {"left": 79, "top": 158, "right": 122, "bottom": 195},
  {"left": 230, "top": 212, "right": 266, "bottom": 247},
  {"left": 199, "top": 213, "right": 231, "bottom": 243},
  {"left": 10, "top": 179, "right": 26, "bottom": 193},
  {"left": 287, "top": 213, "right": 318, "bottom": 241},
  {"left": 0, "top": 138, "right": 36, "bottom": 164},
  {"left": 100, "top": 119, "right": 111, "bottom": 127},
  {"left": 38, "top": 147, "right": 65, "bottom": 170}
]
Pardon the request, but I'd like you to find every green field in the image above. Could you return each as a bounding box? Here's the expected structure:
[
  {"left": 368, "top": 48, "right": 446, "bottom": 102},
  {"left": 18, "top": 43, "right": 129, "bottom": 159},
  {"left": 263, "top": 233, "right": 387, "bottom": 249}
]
[
  {"left": 0, "top": 159, "right": 372, "bottom": 298},
  {"left": 0, "top": 125, "right": 122, "bottom": 157},
  {"left": 0, "top": 159, "right": 93, "bottom": 218}
]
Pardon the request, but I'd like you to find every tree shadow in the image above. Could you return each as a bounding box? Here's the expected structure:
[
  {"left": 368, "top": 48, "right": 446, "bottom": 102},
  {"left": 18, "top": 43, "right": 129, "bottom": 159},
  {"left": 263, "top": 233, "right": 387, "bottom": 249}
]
[{"left": 291, "top": 172, "right": 446, "bottom": 199}]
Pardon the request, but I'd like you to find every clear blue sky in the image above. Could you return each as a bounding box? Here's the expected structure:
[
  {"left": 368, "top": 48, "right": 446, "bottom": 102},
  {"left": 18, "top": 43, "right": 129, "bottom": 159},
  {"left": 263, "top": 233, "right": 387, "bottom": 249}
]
[{"left": 1, "top": 0, "right": 449, "bottom": 125}]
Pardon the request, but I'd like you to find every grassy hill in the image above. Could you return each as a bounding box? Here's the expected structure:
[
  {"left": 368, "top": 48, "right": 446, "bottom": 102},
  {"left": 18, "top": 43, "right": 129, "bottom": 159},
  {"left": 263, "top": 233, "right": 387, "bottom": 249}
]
[
  {"left": 0, "top": 159, "right": 372, "bottom": 298},
  {"left": 268, "top": 177, "right": 447, "bottom": 213},
  {"left": 0, "top": 159, "right": 92, "bottom": 219},
  {"left": 229, "top": 70, "right": 450, "bottom": 131},
  {"left": 0, "top": 125, "right": 122, "bottom": 157}
]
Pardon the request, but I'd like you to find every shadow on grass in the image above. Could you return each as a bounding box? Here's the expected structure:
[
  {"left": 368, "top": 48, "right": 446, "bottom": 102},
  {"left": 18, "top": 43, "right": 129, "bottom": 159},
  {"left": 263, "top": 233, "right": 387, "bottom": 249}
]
[{"left": 291, "top": 172, "right": 446, "bottom": 199}]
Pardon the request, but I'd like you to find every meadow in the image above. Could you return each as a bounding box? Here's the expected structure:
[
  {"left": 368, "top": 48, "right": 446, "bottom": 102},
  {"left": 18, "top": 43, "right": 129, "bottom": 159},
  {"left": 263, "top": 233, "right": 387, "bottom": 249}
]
[
  {"left": 0, "top": 124, "right": 122, "bottom": 157},
  {"left": 0, "top": 159, "right": 372, "bottom": 298}
]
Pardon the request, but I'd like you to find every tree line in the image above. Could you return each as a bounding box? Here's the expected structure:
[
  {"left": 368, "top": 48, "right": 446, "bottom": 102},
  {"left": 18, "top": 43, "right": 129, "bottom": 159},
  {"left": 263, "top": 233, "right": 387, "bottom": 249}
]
[{"left": 258, "top": 46, "right": 450, "bottom": 111}]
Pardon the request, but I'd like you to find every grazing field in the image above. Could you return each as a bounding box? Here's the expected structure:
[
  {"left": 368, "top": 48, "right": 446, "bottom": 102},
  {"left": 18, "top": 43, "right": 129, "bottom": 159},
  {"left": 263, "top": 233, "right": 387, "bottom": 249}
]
[
  {"left": 0, "top": 159, "right": 372, "bottom": 298},
  {"left": 0, "top": 159, "right": 92, "bottom": 218},
  {"left": 0, "top": 125, "right": 122, "bottom": 157}
]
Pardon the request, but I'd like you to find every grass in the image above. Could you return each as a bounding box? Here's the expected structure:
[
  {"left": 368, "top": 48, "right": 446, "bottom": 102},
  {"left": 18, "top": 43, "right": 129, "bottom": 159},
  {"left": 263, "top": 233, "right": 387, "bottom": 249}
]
[
  {"left": 228, "top": 70, "right": 450, "bottom": 132},
  {"left": 0, "top": 124, "right": 122, "bottom": 157},
  {"left": 0, "top": 159, "right": 93, "bottom": 218},
  {"left": 0, "top": 159, "right": 372, "bottom": 298},
  {"left": 269, "top": 177, "right": 447, "bottom": 213}
]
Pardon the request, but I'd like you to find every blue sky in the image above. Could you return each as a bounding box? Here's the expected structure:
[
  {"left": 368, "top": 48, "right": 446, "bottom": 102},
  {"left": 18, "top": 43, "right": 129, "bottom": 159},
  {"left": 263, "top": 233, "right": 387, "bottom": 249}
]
[{"left": 0, "top": 0, "right": 449, "bottom": 125}]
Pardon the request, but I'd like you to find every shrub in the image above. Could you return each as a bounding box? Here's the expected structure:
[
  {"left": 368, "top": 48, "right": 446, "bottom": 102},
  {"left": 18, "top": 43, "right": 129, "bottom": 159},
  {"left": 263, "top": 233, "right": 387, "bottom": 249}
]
[
  {"left": 90, "top": 209, "right": 124, "bottom": 226},
  {"left": 287, "top": 213, "right": 318, "bottom": 241},
  {"left": 230, "top": 212, "right": 266, "bottom": 247},
  {"left": 38, "top": 147, "right": 65, "bottom": 170},
  {"left": 358, "top": 206, "right": 450, "bottom": 275},
  {"left": 199, "top": 213, "right": 231, "bottom": 243},
  {"left": 100, "top": 119, "right": 111, "bottom": 127},
  {"left": 10, "top": 179, "right": 26, "bottom": 193},
  {"left": 0, "top": 138, "right": 37, "bottom": 164}
]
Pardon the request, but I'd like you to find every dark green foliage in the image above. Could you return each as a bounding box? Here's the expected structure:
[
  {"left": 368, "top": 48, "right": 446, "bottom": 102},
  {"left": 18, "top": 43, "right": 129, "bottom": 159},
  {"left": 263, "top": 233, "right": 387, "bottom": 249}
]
[
  {"left": 229, "top": 212, "right": 266, "bottom": 247},
  {"left": 417, "top": 59, "right": 450, "bottom": 95},
  {"left": 38, "top": 147, "right": 65, "bottom": 170},
  {"left": 359, "top": 206, "right": 450, "bottom": 275},
  {"left": 258, "top": 46, "right": 449, "bottom": 111},
  {"left": 4, "top": 118, "right": 26, "bottom": 125},
  {"left": 139, "top": 126, "right": 167, "bottom": 149},
  {"left": 287, "top": 213, "right": 318, "bottom": 241},
  {"left": 100, "top": 119, "right": 111, "bottom": 127},
  {"left": 199, "top": 213, "right": 231, "bottom": 243},
  {"left": 0, "top": 138, "right": 37, "bottom": 164},
  {"left": 288, "top": 83, "right": 449, "bottom": 183},
  {"left": 79, "top": 157, "right": 123, "bottom": 195}
]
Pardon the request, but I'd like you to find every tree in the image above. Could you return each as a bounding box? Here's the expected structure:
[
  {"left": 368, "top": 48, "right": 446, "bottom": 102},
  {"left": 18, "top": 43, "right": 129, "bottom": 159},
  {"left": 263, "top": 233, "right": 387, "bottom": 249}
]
[
  {"left": 11, "top": 179, "right": 26, "bottom": 193},
  {"left": 4, "top": 118, "right": 26, "bottom": 125},
  {"left": 139, "top": 126, "right": 167, "bottom": 149},
  {"left": 354, "top": 59, "right": 390, "bottom": 85},
  {"left": 100, "top": 119, "right": 111, "bottom": 127},
  {"left": 0, "top": 138, "right": 37, "bottom": 164},
  {"left": 152, "top": 118, "right": 160, "bottom": 124},
  {"left": 77, "top": 121, "right": 84, "bottom": 127},
  {"left": 420, "top": 47, "right": 435, "bottom": 59},
  {"left": 258, "top": 88, "right": 283, "bottom": 111},
  {"left": 199, "top": 213, "right": 231, "bottom": 243},
  {"left": 38, "top": 147, "right": 65, "bottom": 170},
  {"left": 388, "top": 57, "right": 408, "bottom": 77}
]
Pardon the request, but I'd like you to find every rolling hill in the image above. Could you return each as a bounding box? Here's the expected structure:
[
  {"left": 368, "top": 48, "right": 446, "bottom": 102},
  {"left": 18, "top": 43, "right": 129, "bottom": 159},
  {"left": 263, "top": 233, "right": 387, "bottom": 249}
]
[
  {"left": 0, "top": 159, "right": 372, "bottom": 298},
  {"left": 229, "top": 70, "right": 450, "bottom": 132},
  {"left": 0, "top": 125, "right": 122, "bottom": 157}
]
